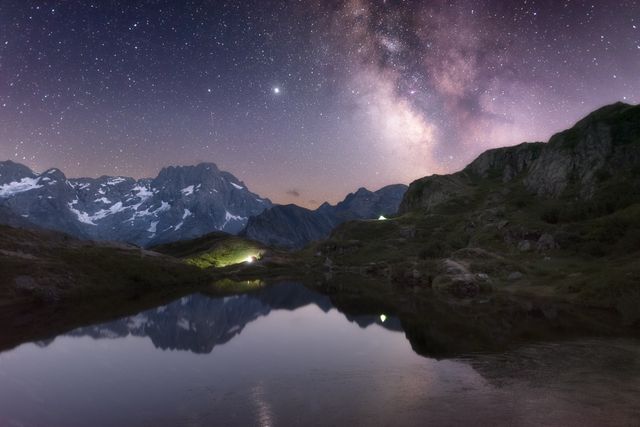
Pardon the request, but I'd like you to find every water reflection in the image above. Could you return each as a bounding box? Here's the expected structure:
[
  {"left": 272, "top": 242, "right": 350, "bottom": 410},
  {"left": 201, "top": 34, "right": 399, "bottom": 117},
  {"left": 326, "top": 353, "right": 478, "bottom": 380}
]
[
  {"left": 0, "top": 282, "right": 639, "bottom": 427},
  {"left": 63, "top": 282, "right": 402, "bottom": 354}
]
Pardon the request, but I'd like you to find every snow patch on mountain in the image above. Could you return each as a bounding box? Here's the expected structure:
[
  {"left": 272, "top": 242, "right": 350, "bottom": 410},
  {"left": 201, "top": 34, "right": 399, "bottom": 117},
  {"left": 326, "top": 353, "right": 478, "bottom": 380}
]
[
  {"left": 174, "top": 209, "right": 192, "bottom": 231},
  {"left": 91, "top": 202, "right": 127, "bottom": 221},
  {"left": 222, "top": 211, "right": 246, "bottom": 228},
  {"left": 68, "top": 201, "right": 97, "bottom": 225},
  {"left": 133, "top": 201, "right": 170, "bottom": 219},
  {"left": 181, "top": 185, "right": 195, "bottom": 196},
  {"left": 147, "top": 221, "right": 159, "bottom": 233},
  {"left": 107, "top": 177, "right": 126, "bottom": 185},
  {"left": 132, "top": 185, "right": 153, "bottom": 201},
  {"left": 177, "top": 318, "right": 190, "bottom": 330},
  {"left": 0, "top": 177, "right": 43, "bottom": 197}
]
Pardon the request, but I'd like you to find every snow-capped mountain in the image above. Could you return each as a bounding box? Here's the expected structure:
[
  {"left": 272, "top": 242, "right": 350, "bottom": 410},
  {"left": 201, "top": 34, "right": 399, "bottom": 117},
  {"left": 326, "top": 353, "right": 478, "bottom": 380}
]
[{"left": 0, "top": 161, "right": 271, "bottom": 246}]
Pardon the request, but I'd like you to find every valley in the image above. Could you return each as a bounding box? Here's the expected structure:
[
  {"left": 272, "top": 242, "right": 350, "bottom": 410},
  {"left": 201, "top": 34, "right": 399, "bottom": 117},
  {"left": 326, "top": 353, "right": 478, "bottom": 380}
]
[{"left": 1, "top": 102, "right": 639, "bottom": 353}]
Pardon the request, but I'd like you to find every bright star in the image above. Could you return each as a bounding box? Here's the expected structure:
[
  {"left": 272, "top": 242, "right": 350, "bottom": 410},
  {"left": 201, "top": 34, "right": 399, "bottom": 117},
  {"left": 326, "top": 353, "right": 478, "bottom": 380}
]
[{"left": 273, "top": 87, "right": 281, "bottom": 94}]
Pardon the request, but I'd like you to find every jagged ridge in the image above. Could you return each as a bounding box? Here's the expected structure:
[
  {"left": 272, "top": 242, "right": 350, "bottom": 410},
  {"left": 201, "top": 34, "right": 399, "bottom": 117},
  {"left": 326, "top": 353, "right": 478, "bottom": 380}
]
[{"left": 0, "top": 162, "right": 272, "bottom": 247}]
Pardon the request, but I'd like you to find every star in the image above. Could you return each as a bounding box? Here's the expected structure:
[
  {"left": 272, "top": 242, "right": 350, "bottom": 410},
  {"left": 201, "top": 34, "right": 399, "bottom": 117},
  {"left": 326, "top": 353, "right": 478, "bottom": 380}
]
[{"left": 1, "top": 0, "right": 637, "bottom": 208}]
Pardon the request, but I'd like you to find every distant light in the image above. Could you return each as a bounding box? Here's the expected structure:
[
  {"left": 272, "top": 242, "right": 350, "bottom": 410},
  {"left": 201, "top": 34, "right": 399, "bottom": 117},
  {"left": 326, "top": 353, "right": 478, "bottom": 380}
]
[
  {"left": 378, "top": 215, "right": 387, "bottom": 221},
  {"left": 245, "top": 256, "right": 254, "bottom": 263},
  {"left": 379, "top": 314, "right": 387, "bottom": 322},
  {"left": 273, "top": 87, "right": 281, "bottom": 94}
]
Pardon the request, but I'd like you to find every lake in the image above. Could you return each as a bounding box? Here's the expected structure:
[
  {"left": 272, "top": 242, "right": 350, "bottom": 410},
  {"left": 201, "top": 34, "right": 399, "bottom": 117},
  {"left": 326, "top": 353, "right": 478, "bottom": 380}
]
[{"left": 0, "top": 282, "right": 639, "bottom": 426}]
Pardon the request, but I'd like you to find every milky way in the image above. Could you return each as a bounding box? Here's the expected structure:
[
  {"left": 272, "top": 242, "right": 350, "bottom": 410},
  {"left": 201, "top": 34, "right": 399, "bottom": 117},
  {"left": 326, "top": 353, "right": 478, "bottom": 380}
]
[{"left": 1, "top": 0, "right": 639, "bottom": 207}]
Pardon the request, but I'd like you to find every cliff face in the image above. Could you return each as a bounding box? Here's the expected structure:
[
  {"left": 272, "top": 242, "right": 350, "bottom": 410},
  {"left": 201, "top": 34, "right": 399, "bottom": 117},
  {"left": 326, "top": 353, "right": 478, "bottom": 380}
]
[
  {"left": 400, "top": 102, "right": 640, "bottom": 214},
  {"left": 466, "top": 142, "right": 545, "bottom": 183},
  {"left": 524, "top": 103, "right": 640, "bottom": 198}
]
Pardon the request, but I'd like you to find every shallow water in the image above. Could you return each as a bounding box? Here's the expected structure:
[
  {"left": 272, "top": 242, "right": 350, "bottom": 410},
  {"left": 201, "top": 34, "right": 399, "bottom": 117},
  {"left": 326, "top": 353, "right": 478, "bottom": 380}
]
[{"left": 0, "top": 282, "right": 639, "bottom": 427}]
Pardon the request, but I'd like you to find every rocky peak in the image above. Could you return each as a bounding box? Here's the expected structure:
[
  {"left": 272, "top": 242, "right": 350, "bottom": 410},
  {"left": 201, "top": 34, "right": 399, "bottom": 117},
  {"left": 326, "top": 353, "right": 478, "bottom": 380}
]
[
  {"left": 465, "top": 142, "right": 544, "bottom": 182},
  {"left": 572, "top": 102, "right": 633, "bottom": 129},
  {"left": 0, "top": 161, "right": 36, "bottom": 185},
  {"left": 525, "top": 102, "right": 640, "bottom": 198},
  {"left": 156, "top": 162, "right": 220, "bottom": 181}
]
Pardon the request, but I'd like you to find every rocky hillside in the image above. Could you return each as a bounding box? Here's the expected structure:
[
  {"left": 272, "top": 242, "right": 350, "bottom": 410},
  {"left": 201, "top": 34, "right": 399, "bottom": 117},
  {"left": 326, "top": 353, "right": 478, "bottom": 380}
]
[
  {"left": 313, "top": 102, "right": 640, "bottom": 324},
  {"left": 400, "top": 102, "right": 640, "bottom": 214},
  {"left": 242, "top": 184, "right": 407, "bottom": 249},
  {"left": 0, "top": 162, "right": 271, "bottom": 247}
]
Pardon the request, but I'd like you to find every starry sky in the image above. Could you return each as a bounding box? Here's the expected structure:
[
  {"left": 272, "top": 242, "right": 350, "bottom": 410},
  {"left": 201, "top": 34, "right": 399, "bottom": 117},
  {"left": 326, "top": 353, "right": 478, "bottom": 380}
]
[{"left": 1, "top": 0, "right": 639, "bottom": 207}]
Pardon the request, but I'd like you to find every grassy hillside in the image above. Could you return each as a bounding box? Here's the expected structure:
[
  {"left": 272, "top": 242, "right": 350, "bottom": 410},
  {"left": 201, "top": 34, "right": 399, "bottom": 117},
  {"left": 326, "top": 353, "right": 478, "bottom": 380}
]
[
  {"left": 0, "top": 225, "right": 207, "bottom": 306},
  {"left": 151, "top": 231, "right": 267, "bottom": 268},
  {"left": 308, "top": 104, "right": 640, "bottom": 325}
]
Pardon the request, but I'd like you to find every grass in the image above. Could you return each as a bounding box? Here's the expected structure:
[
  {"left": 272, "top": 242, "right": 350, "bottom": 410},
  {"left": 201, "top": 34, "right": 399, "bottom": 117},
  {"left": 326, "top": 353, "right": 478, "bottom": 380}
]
[
  {"left": 0, "top": 225, "right": 210, "bottom": 306},
  {"left": 184, "top": 239, "right": 264, "bottom": 268},
  {"left": 152, "top": 232, "right": 266, "bottom": 269},
  {"left": 57, "top": 246, "right": 205, "bottom": 296}
]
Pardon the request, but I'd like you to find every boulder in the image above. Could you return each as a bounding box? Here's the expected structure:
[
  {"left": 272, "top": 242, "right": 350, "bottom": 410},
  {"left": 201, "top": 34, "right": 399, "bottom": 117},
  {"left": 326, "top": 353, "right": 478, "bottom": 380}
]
[
  {"left": 508, "top": 271, "right": 524, "bottom": 281},
  {"left": 536, "top": 233, "right": 558, "bottom": 251},
  {"left": 517, "top": 240, "right": 532, "bottom": 252}
]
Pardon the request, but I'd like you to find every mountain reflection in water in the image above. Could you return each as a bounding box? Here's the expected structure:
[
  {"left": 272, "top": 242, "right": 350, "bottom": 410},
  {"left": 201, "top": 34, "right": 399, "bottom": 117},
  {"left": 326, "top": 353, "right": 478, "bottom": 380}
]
[
  {"left": 65, "top": 282, "right": 403, "bottom": 354},
  {"left": 0, "top": 282, "right": 638, "bottom": 427}
]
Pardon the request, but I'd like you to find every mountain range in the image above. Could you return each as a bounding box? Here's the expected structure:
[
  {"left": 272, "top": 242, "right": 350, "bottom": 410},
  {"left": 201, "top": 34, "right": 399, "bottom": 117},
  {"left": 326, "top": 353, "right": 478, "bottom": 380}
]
[
  {"left": 242, "top": 184, "right": 407, "bottom": 249},
  {"left": 0, "top": 161, "right": 406, "bottom": 248},
  {"left": 0, "top": 162, "right": 270, "bottom": 247}
]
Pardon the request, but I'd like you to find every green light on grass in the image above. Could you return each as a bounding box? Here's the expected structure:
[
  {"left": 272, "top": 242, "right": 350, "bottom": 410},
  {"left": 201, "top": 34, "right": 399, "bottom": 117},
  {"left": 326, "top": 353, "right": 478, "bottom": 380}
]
[{"left": 185, "top": 242, "right": 264, "bottom": 269}]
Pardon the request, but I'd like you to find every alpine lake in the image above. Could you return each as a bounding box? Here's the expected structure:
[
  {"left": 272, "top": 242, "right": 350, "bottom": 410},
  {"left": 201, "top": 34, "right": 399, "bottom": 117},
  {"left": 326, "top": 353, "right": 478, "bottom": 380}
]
[{"left": 0, "top": 279, "right": 639, "bottom": 427}]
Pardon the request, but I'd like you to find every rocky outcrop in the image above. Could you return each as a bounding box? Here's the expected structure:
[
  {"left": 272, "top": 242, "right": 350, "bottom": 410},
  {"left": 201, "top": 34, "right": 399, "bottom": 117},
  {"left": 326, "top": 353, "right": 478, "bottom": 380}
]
[
  {"left": 400, "top": 102, "right": 640, "bottom": 213},
  {"left": 398, "top": 174, "right": 472, "bottom": 214},
  {"left": 466, "top": 142, "right": 544, "bottom": 182},
  {"left": 524, "top": 103, "right": 640, "bottom": 198}
]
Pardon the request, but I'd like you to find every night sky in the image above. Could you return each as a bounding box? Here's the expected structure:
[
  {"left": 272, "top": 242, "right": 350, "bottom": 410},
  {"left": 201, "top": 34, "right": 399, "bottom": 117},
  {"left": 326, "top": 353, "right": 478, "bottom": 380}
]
[{"left": 1, "top": 1, "right": 639, "bottom": 207}]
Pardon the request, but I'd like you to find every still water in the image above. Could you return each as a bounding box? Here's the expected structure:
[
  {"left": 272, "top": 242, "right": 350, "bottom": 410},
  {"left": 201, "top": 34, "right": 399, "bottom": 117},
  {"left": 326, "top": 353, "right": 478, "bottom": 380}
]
[{"left": 0, "top": 282, "right": 639, "bottom": 427}]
